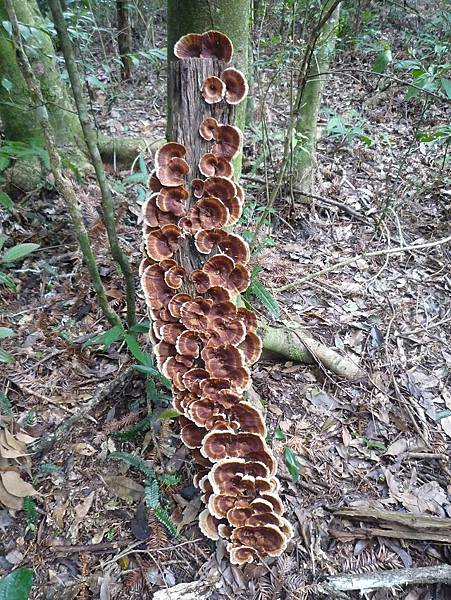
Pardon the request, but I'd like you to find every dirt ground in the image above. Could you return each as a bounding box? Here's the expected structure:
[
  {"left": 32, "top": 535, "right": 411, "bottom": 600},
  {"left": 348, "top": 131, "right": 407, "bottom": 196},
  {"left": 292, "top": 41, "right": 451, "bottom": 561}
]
[{"left": 1, "top": 4, "right": 450, "bottom": 599}]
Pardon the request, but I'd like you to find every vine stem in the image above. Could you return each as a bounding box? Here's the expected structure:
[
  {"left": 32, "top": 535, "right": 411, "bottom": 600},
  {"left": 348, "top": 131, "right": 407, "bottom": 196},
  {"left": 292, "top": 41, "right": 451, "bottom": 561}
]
[{"left": 4, "top": 0, "right": 121, "bottom": 328}]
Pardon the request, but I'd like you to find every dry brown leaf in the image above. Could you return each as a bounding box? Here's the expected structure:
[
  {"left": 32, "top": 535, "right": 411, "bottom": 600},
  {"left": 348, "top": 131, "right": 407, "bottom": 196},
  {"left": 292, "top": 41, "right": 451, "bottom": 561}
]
[
  {"left": 103, "top": 475, "right": 144, "bottom": 502},
  {"left": 53, "top": 500, "right": 69, "bottom": 529},
  {"left": 70, "top": 491, "right": 95, "bottom": 542},
  {"left": 72, "top": 443, "right": 96, "bottom": 456},
  {"left": 1, "top": 471, "right": 37, "bottom": 497},
  {"left": 0, "top": 479, "right": 23, "bottom": 510},
  {"left": 4, "top": 429, "right": 27, "bottom": 453}
]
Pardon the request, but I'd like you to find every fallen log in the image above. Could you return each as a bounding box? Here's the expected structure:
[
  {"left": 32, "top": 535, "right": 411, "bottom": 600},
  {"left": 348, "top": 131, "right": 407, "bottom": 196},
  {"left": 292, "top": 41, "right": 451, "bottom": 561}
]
[{"left": 326, "top": 564, "right": 451, "bottom": 592}]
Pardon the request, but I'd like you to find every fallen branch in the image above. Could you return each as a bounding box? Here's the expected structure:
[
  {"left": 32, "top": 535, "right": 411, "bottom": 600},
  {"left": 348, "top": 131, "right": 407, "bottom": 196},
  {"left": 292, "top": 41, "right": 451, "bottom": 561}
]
[
  {"left": 276, "top": 235, "right": 451, "bottom": 293},
  {"left": 261, "top": 322, "right": 364, "bottom": 379},
  {"left": 331, "top": 506, "right": 451, "bottom": 543},
  {"left": 34, "top": 366, "right": 134, "bottom": 455},
  {"left": 326, "top": 564, "right": 451, "bottom": 592}
]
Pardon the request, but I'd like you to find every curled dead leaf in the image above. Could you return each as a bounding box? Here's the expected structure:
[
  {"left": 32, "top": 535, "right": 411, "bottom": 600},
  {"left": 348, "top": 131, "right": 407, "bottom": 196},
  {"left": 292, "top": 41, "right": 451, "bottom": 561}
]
[
  {"left": 1, "top": 471, "right": 37, "bottom": 497},
  {"left": 104, "top": 475, "right": 144, "bottom": 503},
  {"left": 0, "top": 479, "right": 23, "bottom": 510}
]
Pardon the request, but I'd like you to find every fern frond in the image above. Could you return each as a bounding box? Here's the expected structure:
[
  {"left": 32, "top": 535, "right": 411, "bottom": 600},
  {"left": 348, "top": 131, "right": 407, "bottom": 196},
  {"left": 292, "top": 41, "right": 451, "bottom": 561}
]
[
  {"left": 153, "top": 505, "right": 178, "bottom": 538},
  {"left": 109, "top": 451, "right": 155, "bottom": 479},
  {"left": 144, "top": 479, "right": 159, "bottom": 509},
  {"left": 0, "top": 391, "right": 13, "bottom": 417}
]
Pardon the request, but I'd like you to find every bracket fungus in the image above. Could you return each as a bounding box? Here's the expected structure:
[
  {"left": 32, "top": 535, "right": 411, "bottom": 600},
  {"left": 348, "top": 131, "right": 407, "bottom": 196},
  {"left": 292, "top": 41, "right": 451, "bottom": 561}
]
[
  {"left": 202, "top": 76, "right": 226, "bottom": 104},
  {"left": 139, "top": 31, "right": 292, "bottom": 566},
  {"left": 221, "top": 68, "right": 249, "bottom": 105}
]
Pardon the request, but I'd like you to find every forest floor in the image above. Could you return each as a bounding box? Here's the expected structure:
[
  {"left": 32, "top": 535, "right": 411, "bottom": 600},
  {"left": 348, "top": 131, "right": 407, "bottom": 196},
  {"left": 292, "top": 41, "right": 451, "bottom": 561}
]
[{"left": 1, "top": 6, "right": 450, "bottom": 600}]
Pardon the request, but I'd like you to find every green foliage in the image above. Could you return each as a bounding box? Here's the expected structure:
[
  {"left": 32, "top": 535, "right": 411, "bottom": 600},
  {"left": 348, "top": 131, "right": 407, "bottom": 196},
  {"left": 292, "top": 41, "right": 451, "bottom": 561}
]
[
  {"left": 36, "top": 462, "right": 64, "bottom": 477},
  {"left": 23, "top": 497, "right": 38, "bottom": 530},
  {"left": 0, "top": 238, "right": 40, "bottom": 293},
  {"left": 109, "top": 451, "right": 156, "bottom": 480},
  {"left": 153, "top": 504, "right": 178, "bottom": 538},
  {"left": 144, "top": 479, "right": 159, "bottom": 509},
  {"left": 0, "top": 140, "right": 49, "bottom": 173},
  {"left": 0, "top": 192, "right": 13, "bottom": 210},
  {"left": 0, "top": 327, "right": 16, "bottom": 365},
  {"left": 0, "top": 391, "right": 13, "bottom": 417},
  {"left": 0, "top": 568, "right": 33, "bottom": 600},
  {"left": 284, "top": 447, "right": 301, "bottom": 483},
  {"left": 112, "top": 415, "right": 152, "bottom": 441},
  {"left": 245, "top": 266, "right": 280, "bottom": 319},
  {"left": 325, "top": 110, "right": 373, "bottom": 147},
  {"left": 372, "top": 42, "right": 392, "bottom": 74}
]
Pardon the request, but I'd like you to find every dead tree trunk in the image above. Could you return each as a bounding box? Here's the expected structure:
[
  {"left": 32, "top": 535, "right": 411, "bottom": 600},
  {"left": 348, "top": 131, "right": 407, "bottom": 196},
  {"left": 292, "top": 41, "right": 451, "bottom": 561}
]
[{"left": 167, "top": 57, "right": 235, "bottom": 283}]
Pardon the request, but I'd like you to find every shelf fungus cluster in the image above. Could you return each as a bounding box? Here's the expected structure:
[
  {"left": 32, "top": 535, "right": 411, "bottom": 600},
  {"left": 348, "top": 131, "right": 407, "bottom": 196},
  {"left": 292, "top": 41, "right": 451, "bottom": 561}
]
[{"left": 140, "top": 31, "right": 292, "bottom": 565}]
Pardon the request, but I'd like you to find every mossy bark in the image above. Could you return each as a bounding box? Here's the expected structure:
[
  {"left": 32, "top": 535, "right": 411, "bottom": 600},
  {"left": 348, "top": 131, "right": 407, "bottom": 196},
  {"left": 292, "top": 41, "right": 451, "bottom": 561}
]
[
  {"left": 0, "top": 0, "right": 87, "bottom": 180},
  {"left": 293, "top": 1, "right": 340, "bottom": 193},
  {"left": 166, "top": 0, "right": 251, "bottom": 176}
]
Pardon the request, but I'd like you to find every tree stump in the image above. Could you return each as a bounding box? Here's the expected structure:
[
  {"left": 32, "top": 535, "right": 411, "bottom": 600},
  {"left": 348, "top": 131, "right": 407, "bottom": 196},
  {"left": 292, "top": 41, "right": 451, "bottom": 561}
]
[{"left": 167, "top": 58, "right": 235, "bottom": 286}]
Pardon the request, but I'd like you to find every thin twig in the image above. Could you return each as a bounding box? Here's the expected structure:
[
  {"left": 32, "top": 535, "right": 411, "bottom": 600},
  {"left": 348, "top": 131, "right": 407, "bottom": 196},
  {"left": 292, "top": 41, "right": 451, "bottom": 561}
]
[{"left": 276, "top": 235, "right": 451, "bottom": 293}]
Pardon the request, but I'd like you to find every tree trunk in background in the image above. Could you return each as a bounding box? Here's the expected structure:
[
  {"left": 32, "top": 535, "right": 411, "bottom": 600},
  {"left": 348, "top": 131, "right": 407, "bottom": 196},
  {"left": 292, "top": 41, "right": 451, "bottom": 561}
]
[
  {"left": 166, "top": 0, "right": 251, "bottom": 175},
  {"left": 116, "top": 0, "right": 133, "bottom": 80},
  {"left": 0, "top": 0, "right": 88, "bottom": 190},
  {"left": 293, "top": 1, "right": 340, "bottom": 193}
]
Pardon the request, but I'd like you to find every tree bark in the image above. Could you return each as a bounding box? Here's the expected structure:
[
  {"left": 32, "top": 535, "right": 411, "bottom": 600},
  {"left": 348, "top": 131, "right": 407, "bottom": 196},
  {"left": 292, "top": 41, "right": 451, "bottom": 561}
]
[
  {"left": 0, "top": 0, "right": 86, "bottom": 159},
  {"left": 292, "top": 1, "right": 340, "bottom": 193},
  {"left": 166, "top": 0, "right": 251, "bottom": 176},
  {"left": 167, "top": 57, "right": 235, "bottom": 286},
  {"left": 116, "top": 0, "right": 133, "bottom": 80}
]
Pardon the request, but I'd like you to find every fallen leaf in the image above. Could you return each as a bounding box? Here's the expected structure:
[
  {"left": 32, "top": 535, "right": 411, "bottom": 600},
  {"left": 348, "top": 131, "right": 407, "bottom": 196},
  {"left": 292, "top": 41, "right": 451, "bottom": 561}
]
[
  {"left": 0, "top": 479, "right": 23, "bottom": 510},
  {"left": 104, "top": 475, "right": 144, "bottom": 502},
  {"left": 130, "top": 503, "right": 150, "bottom": 540},
  {"left": 1, "top": 471, "right": 37, "bottom": 497},
  {"left": 72, "top": 443, "right": 96, "bottom": 456}
]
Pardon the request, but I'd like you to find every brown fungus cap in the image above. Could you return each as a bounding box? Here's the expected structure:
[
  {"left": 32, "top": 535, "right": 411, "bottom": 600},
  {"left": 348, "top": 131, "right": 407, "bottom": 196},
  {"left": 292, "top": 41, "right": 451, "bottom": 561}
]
[
  {"left": 239, "top": 332, "right": 263, "bottom": 365},
  {"left": 173, "top": 33, "right": 202, "bottom": 59},
  {"left": 229, "top": 546, "right": 259, "bottom": 566},
  {"left": 175, "top": 330, "right": 202, "bottom": 358},
  {"left": 190, "top": 269, "right": 211, "bottom": 294},
  {"left": 180, "top": 419, "right": 206, "bottom": 449},
  {"left": 191, "top": 178, "right": 205, "bottom": 198},
  {"left": 157, "top": 157, "right": 190, "bottom": 187},
  {"left": 145, "top": 224, "right": 181, "bottom": 261},
  {"left": 206, "top": 286, "right": 232, "bottom": 302},
  {"left": 141, "top": 264, "right": 172, "bottom": 310},
  {"left": 236, "top": 308, "right": 258, "bottom": 332},
  {"left": 180, "top": 297, "right": 213, "bottom": 331},
  {"left": 199, "top": 117, "right": 219, "bottom": 141},
  {"left": 155, "top": 142, "right": 186, "bottom": 167},
  {"left": 207, "top": 318, "right": 246, "bottom": 348},
  {"left": 203, "top": 176, "right": 236, "bottom": 202},
  {"left": 209, "top": 459, "right": 269, "bottom": 490},
  {"left": 218, "top": 233, "right": 250, "bottom": 264},
  {"left": 221, "top": 68, "right": 249, "bottom": 105},
  {"left": 198, "top": 508, "right": 220, "bottom": 541},
  {"left": 168, "top": 293, "right": 192, "bottom": 319},
  {"left": 201, "top": 76, "right": 226, "bottom": 104},
  {"left": 142, "top": 194, "right": 179, "bottom": 228},
  {"left": 148, "top": 170, "right": 162, "bottom": 192},
  {"left": 201, "top": 344, "right": 245, "bottom": 378},
  {"left": 156, "top": 186, "right": 188, "bottom": 217},
  {"left": 199, "top": 153, "right": 233, "bottom": 178},
  {"left": 183, "top": 368, "right": 209, "bottom": 395},
  {"left": 212, "top": 125, "right": 243, "bottom": 161},
  {"left": 200, "top": 30, "right": 233, "bottom": 63},
  {"left": 154, "top": 340, "right": 176, "bottom": 370},
  {"left": 160, "top": 322, "right": 185, "bottom": 345},
  {"left": 203, "top": 255, "right": 250, "bottom": 294},
  {"left": 201, "top": 431, "right": 268, "bottom": 462},
  {"left": 230, "top": 524, "right": 288, "bottom": 558},
  {"left": 164, "top": 264, "right": 186, "bottom": 289},
  {"left": 194, "top": 229, "right": 225, "bottom": 254},
  {"left": 181, "top": 197, "right": 229, "bottom": 233},
  {"left": 222, "top": 195, "right": 243, "bottom": 225}
]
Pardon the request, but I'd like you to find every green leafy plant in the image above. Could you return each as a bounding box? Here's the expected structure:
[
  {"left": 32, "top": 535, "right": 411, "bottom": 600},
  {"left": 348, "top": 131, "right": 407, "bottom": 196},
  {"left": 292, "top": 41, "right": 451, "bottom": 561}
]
[
  {"left": 244, "top": 266, "right": 280, "bottom": 319},
  {"left": 325, "top": 110, "right": 373, "bottom": 146},
  {"left": 0, "top": 568, "right": 33, "bottom": 600},
  {"left": 0, "top": 390, "right": 13, "bottom": 416},
  {"left": 0, "top": 236, "right": 40, "bottom": 291},
  {"left": 0, "top": 326, "right": 16, "bottom": 364},
  {"left": 284, "top": 446, "right": 302, "bottom": 483},
  {"left": 108, "top": 451, "right": 180, "bottom": 537}
]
